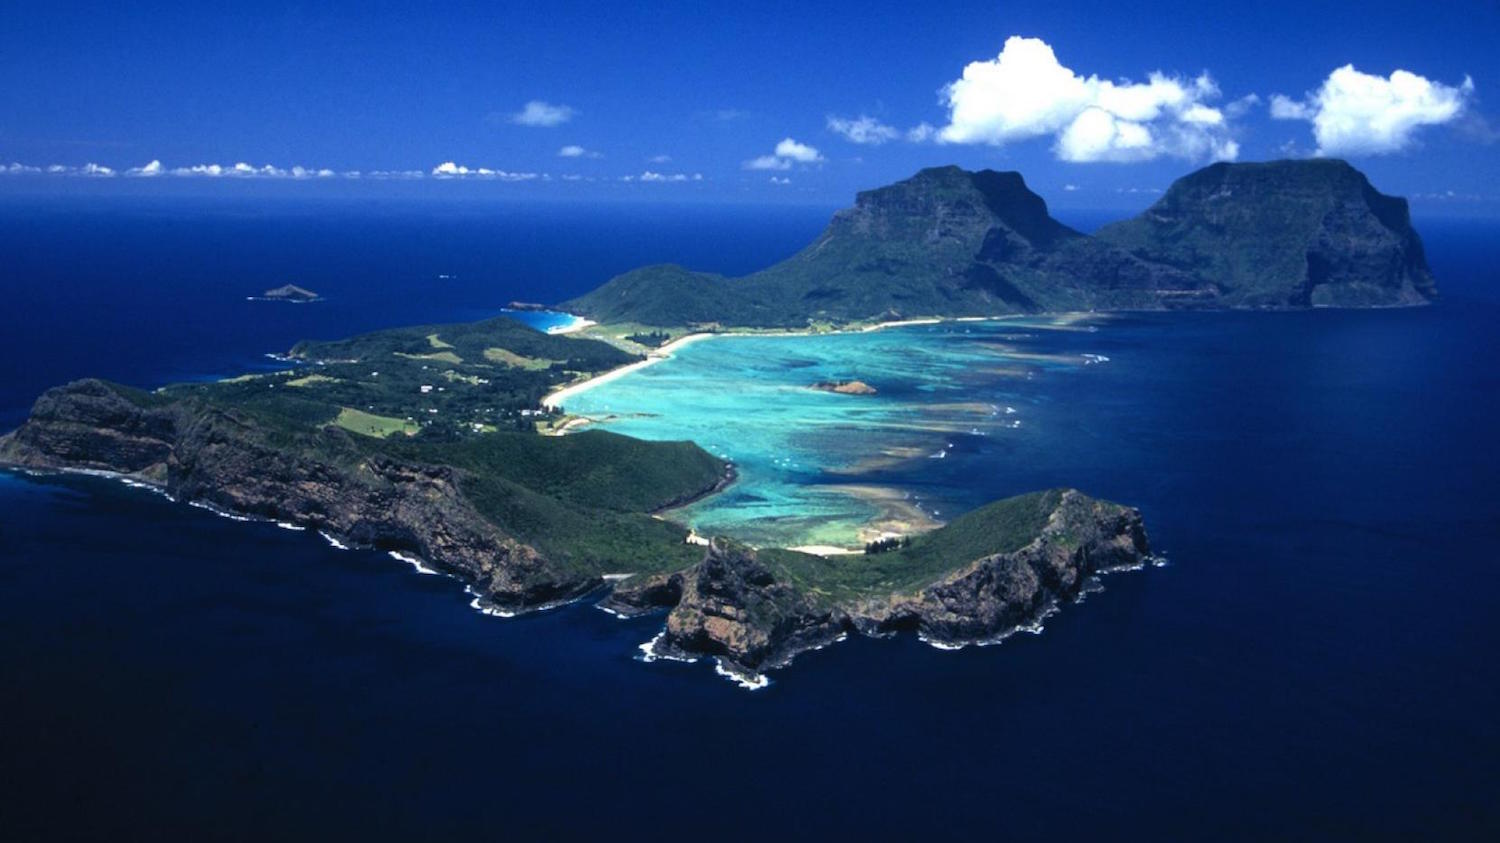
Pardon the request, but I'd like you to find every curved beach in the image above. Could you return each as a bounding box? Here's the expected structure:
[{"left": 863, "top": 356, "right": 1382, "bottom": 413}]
[{"left": 542, "top": 331, "right": 716, "bottom": 409}]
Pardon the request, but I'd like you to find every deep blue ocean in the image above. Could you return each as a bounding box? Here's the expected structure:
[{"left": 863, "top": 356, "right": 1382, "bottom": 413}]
[{"left": 1, "top": 198, "right": 1497, "bottom": 840}]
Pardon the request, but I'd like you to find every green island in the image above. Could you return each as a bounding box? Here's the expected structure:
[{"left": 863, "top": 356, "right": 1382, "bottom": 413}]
[{"left": 0, "top": 158, "right": 1435, "bottom": 684}]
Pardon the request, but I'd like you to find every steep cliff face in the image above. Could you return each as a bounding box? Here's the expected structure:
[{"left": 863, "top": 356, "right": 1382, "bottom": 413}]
[
  {"left": 565, "top": 166, "right": 1197, "bottom": 326},
  {"left": 564, "top": 160, "right": 1437, "bottom": 326},
  {"left": 611, "top": 489, "right": 1151, "bottom": 679},
  {"left": 1097, "top": 159, "right": 1437, "bottom": 307},
  {"left": 648, "top": 542, "right": 849, "bottom": 670},
  {"left": 3, "top": 382, "right": 1156, "bottom": 681},
  {"left": 0, "top": 380, "right": 597, "bottom": 610},
  {"left": 748, "top": 165, "right": 1192, "bottom": 316},
  {"left": 854, "top": 489, "right": 1150, "bottom": 642},
  {"left": 1, "top": 380, "right": 181, "bottom": 480}
]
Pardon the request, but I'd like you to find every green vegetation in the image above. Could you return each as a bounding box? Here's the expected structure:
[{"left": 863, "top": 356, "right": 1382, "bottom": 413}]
[
  {"left": 863, "top": 536, "right": 910, "bottom": 554},
  {"left": 353, "top": 429, "right": 723, "bottom": 574},
  {"left": 395, "top": 350, "right": 464, "bottom": 365},
  {"left": 483, "top": 347, "right": 553, "bottom": 369},
  {"left": 1095, "top": 159, "right": 1436, "bottom": 307},
  {"left": 563, "top": 166, "right": 1184, "bottom": 327},
  {"left": 162, "top": 316, "right": 638, "bottom": 441},
  {"left": 292, "top": 315, "right": 634, "bottom": 372},
  {"left": 335, "top": 407, "right": 417, "bottom": 438},
  {"left": 112, "top": 315, "right": 725, "bottom": 578},
  {"left": 373, "top": 429, "right": 724, "bottom": 515},
  {"left": 563, "top": 161, "right": 1434, "bottom": 328},
  {"left": 764, "top": 490, "right": 1063, "bottom": 600},
  {"left": 624, "top": 330, "right": 672, "bottom": 348},
  {"left": 286, "top": 373, "right": 338, "bottom": 388},
  {"left": 563, "top": 264, "right": 739, "bottom": 327}
]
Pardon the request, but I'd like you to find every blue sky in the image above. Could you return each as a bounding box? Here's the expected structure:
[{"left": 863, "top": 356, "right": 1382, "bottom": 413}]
[{"left": 2, "top": 0, "right": 1495, "bottom": 211}]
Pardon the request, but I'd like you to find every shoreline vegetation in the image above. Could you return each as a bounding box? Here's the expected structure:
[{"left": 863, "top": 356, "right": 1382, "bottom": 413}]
[{"left": 2, "top": 159, "right": 1435, "bottom": 685}]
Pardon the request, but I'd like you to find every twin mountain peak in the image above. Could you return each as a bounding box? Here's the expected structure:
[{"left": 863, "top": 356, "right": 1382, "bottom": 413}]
[{"left": 565, "top": 159, "right": 1437, "bottom": 327}]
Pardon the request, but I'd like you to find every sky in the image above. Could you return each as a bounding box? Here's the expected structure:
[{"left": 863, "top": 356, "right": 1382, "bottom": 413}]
[{"left": 2, "top": 0, "right": 1496, "bottom": 212}]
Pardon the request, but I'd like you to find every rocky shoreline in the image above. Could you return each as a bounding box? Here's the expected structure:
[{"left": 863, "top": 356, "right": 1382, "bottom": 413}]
[
  {"left": 602, "top": 490, "right": 1151, "bottom": 683},
  {"left": 1, "top": 379, "right": 1153, "bottom": 684}
]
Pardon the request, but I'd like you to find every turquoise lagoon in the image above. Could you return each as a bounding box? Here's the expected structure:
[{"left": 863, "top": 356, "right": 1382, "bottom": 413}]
[{"left": 561, "top": 317, "right": 1116, "bottom": 548}]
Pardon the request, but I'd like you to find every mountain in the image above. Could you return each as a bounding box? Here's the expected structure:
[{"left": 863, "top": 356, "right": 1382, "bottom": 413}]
[
  {"left": 564, "top": 160, "right": 1436, "bottom": 327},
  {"left": 1096, "top": 159, "right": 1437, "bottom": 307},
  {"left": 565, "top": 166, "right": 1196, "bottom": 326}
]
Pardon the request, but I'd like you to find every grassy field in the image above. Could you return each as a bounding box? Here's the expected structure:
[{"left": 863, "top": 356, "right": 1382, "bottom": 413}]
[
  {"left": 483, "top": 347, "right": 554, "bottom": 370},
  {"left": 286, "top": 374, "right": 339, "bottom": 388},
  {"left": 395, "top": 350, "right": 464, "bottom": 365},
  {"left": 335, "top": 407, "right": 417, "bottom": 438}
]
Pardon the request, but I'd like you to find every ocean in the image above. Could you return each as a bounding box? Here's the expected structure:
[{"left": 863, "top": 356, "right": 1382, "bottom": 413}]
[{"left": 1, "top": 198, "right": 1497, "bottom": 840}]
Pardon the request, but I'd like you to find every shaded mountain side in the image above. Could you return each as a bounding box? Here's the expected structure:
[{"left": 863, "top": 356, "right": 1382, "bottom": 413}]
[
  {"left": 1096, "top": 159, "right": 1437, "bottom": 307},
  {"left": 563, "top": 160, "right": 1435, "bottom": 327},
  {"left": 566, "top": 166, "right": 1197, "bottom": 326}
]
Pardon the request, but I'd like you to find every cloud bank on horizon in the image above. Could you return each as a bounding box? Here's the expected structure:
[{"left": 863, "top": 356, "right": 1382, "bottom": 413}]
[{"left": 0, "top": 35, "right": 1483, "bottom": 188}]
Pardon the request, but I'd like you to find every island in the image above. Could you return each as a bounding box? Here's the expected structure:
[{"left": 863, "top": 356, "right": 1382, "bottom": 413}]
[
  {"left": 252, "top": 284, "right": 322, "bottom": 303},
  {"left": 0, "top": 158, "right": 1437, "bottom": 685}
]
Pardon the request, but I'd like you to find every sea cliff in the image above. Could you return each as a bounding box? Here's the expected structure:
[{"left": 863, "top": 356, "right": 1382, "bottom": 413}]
[{"left": 2, "top": 380, "right": 1151, "bottom": 681}]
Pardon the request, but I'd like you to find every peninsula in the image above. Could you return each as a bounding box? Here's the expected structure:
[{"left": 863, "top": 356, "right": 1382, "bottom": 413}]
[{"left": 0, "top": 158, "right": 1436, "bottom": 684}]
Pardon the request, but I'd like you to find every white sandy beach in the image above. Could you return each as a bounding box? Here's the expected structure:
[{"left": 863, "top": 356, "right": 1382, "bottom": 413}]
[
  {"left": 787, "top": 544, "right": 862, "bottom": 556},
  {"left": 542, "top": 331, "right": 716, "bottom": 409},
  {"left": 546, "top": 316, "right": 597, "bottom": 334}
]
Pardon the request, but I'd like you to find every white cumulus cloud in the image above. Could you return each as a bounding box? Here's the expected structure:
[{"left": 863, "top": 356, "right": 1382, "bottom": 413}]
[
  {"left": 827, "top": 115, "right": 901, "bottom": 145},
  {"left": 743, "top": 137, "right": 822, "bottom": 170},
  {"left": 774, "top": 137, "right": 823, "bottom": 162},
  {"left": 558, "top": 144, "right": 602, "bottom": 158},
  {"left": 510, "top": 100, "right": 575, "bottom": 127},
  {"left": 1270, "top": 65, "right": 1474, "bottom": 156},
  {"left": 431, "top": 161, "right": 541, "bottom": 181},
  {"left": 937, "top": 36, "right": 1239, "bottom": 163},
  {"left": 743, "top": 154, "right": 791, "bottom": 171},
  {"left": 637, "top": 171, "right": 703, "bottom": 183},
  {"left": 9, "top": 160, "right": 373, "bottom": 180}
]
